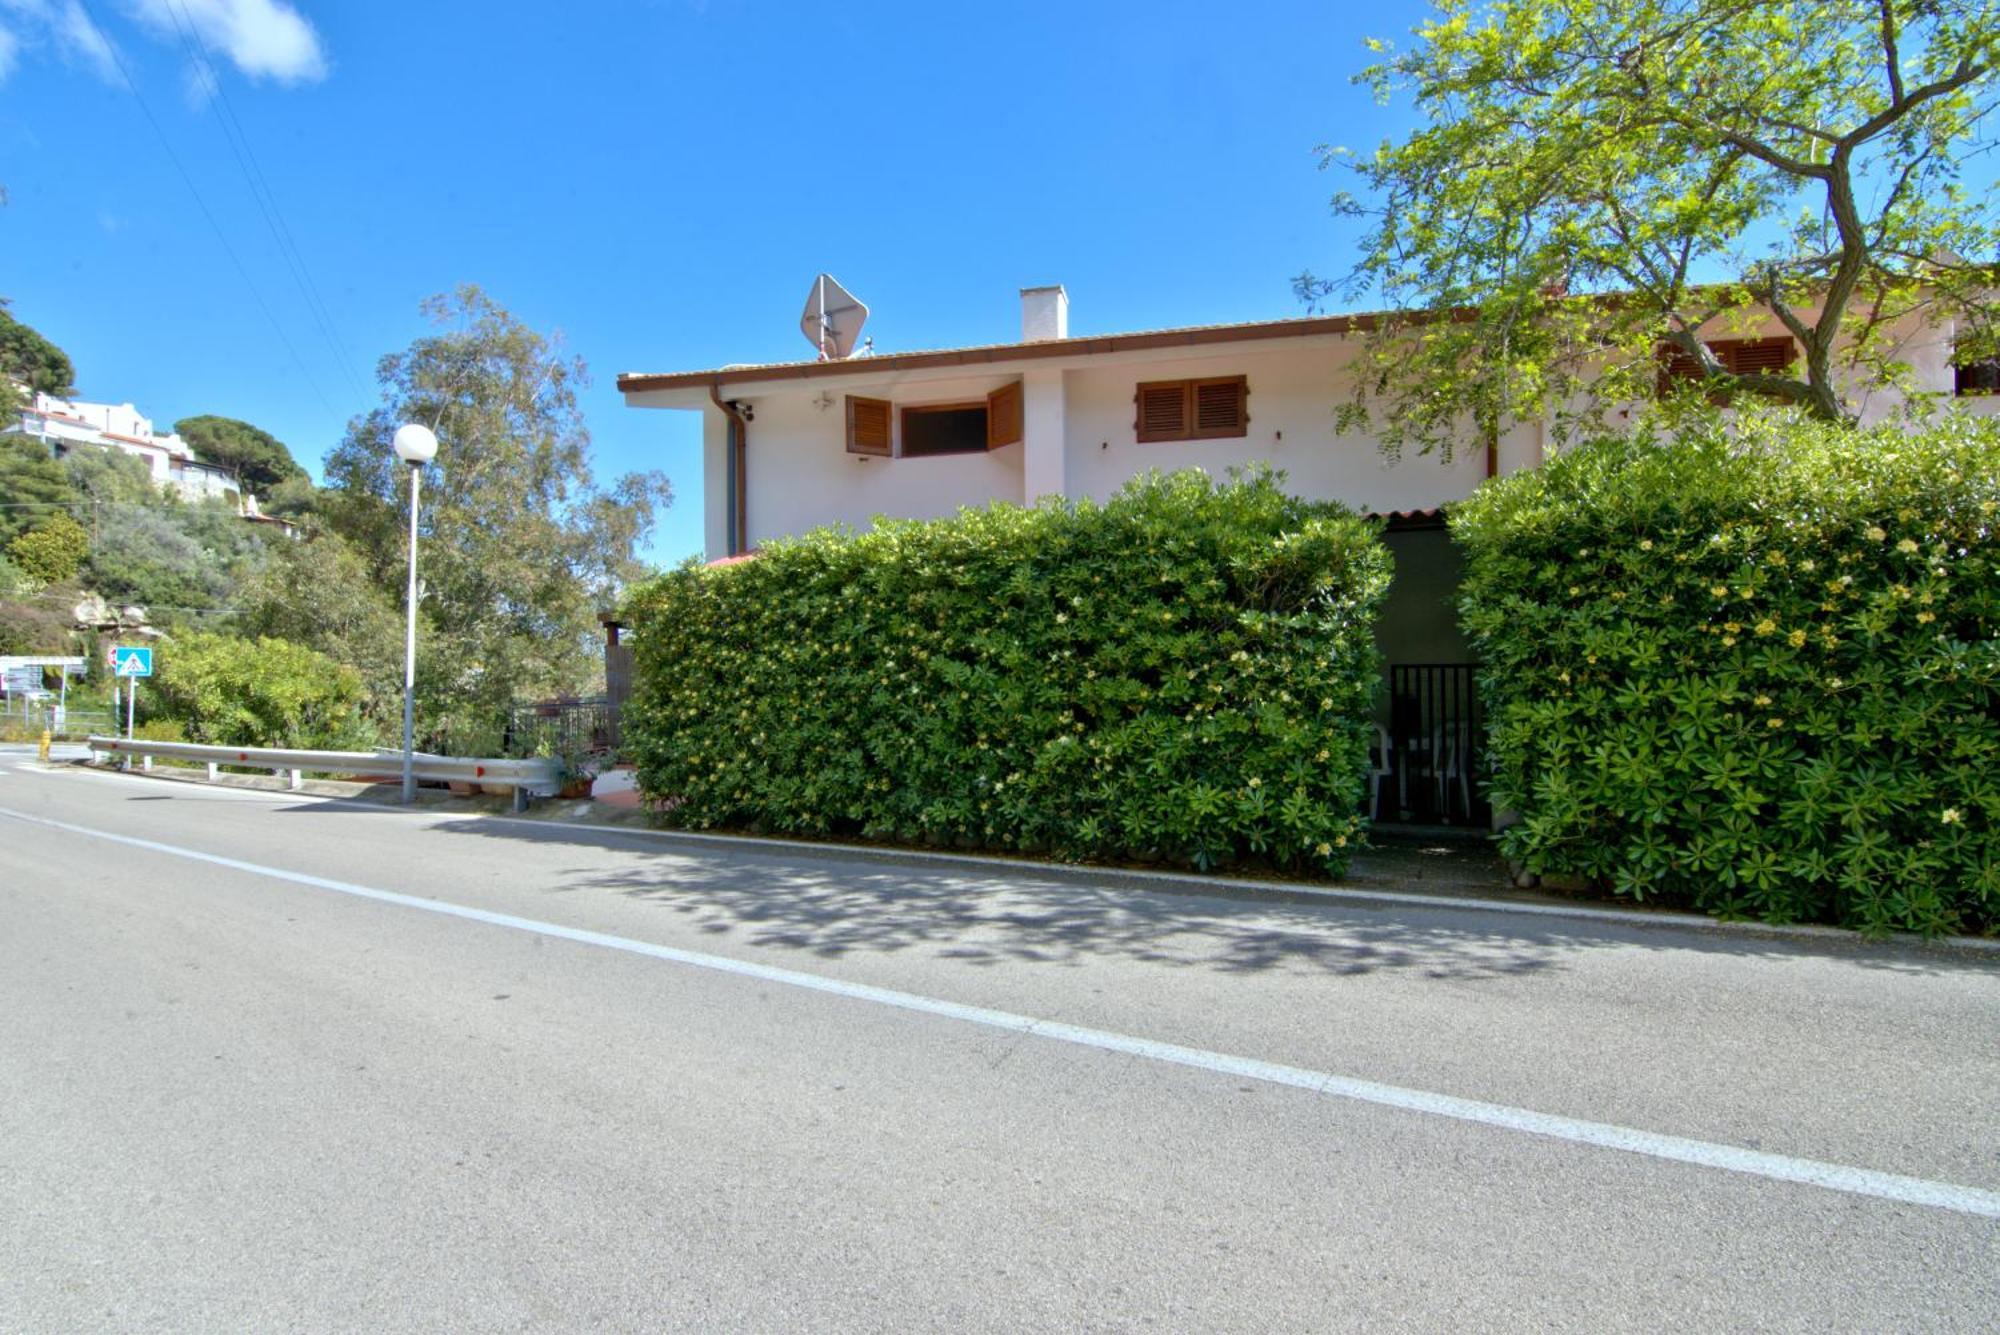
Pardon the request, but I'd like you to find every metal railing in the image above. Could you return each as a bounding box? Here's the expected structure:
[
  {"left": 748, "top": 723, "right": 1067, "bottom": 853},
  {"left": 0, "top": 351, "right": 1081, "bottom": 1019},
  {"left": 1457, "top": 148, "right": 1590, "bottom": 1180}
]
[
  {"left": 86, "top": 736, "right": 561, "bottom": 809},
  {"left": 502, "top": 696, "right": 619, "bottom": 760}
]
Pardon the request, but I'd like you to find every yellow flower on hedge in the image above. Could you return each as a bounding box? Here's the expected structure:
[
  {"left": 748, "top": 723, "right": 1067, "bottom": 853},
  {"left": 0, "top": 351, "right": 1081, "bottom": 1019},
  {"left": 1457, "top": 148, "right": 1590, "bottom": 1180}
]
[
  {"left": 1335, "top": 835, "right": 1348, "bottom": 848},
  {"left": 1639, "top": 539, "right": 1653, "bottom": 551},
  {"left": 1722, "top": 635, "right": 1738, "bottom": 647},
  {"left": 1917, "top": 611, "right": 1936, "bottom": 624},
  {"left": 1865, "top": 525, "right": 1887, "bottom": 542},
  {"left": 1787, "top": 628, "right": 1808, "bottom": 648},
  {"left": 1826, "top": 677, "right": 1843, "bottom": 689},
  {"left": 1712, "top": 585, "right": 1729, "bottom": 598},
  {"left": 1246, "top": 777, "right": 1261, "bottom": 789},
  {"left": 1753, "top": 694, "right": 1771, "bottom": 707},
  {"left": 1724, "top": 621, "right": 1743, "bottom": 634},
  {"left": 1799, "top": 559, "right": 1817, "bottom": 573},
  {"left": 1941, "top": 808, "right": 1963, "bottom": 825},
  {"left": 1896, "top": 538, "right": 1919, "bottom": 554},
  {"left": 1754, "top": 619, "right": 1776, "bottom": 636},
  {"left": 1315, "top": 842, "right": 1333, "bottom": 857},
  {"left": 1767, "top": 717, "right": 1784, "bottom": 729}
]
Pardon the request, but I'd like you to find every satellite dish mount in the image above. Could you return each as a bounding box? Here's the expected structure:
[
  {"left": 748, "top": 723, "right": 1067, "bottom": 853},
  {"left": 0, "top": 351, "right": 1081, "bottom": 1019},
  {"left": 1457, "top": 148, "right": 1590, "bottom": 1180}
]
[{"left": 801, "top": 273, "right": 869, "bottom": 361}]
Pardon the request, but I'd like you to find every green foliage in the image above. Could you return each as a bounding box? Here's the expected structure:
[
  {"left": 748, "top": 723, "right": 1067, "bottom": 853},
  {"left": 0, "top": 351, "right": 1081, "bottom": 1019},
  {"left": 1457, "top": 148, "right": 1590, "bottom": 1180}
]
[
  {"left": 174, "top": 415, "right": 306, "bottom": 493},
  {"left": 82, "top": 498, "right": 273, "bottom": 623},
  {"left": 1454, "top": 414, "right": 2000, "bottom": 934},
  {"left": 0, "top": 438, "right": 73, "bottom": 543},
  {"left": 321, "top": 285, "right": 672, "bottom": 732},
  {"left": 238, "top": 530, "right": 407, "bottom": 734},
  {"left": 1330, "top": 0, "right": 2000, "bottom": 456},
  {"left": 8, "top": 513, "right": 87, "bottom": 585},
  {"left": 624, "top": 469, "right": 1390, "bottom": 875},
  {"left": 0, "top": 300, "right": 75, "bottom": 416},
  {"left": 149, "top": 630, "right": 374, "bottom": 750}
]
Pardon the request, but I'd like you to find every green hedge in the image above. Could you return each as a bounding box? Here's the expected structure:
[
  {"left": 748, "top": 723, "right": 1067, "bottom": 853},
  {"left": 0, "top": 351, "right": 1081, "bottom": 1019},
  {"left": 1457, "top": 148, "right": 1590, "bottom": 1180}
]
[
  {"left": 1454, "top": 415, "right": 2000, "bottom": 934},
  {"left": 623, "top": 468, "right": 1390, "bottom": 874}
]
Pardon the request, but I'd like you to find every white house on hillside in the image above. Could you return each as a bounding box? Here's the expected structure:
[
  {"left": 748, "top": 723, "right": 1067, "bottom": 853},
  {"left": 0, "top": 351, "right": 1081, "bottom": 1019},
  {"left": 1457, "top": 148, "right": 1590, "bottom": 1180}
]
[
  {"left": 617, "top": 285, "right": 1997, "bottom": 826},
  {"left": 7, "top": 392, "right": 241, "bottom": 504}
]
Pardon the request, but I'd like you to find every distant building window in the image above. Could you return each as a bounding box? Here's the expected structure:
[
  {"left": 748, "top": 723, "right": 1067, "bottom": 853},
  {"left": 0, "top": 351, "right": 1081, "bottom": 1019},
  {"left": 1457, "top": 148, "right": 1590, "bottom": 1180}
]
[
  {"left": 1955, "top": 357, "right": 2000, "bottom": 396},
  {"left": 1133, "top": 375, "right": 1249, "bottom": 443}
]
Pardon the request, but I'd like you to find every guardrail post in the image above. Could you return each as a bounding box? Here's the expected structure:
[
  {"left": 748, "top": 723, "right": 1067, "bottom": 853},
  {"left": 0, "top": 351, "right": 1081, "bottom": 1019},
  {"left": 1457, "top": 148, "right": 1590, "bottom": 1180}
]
[
  {"left": 289, "top": 768, "right": 302, "bottom": 791},
  {"left": 142, "top": 755, "right": 152, "bottom": 773},
  {"left": 207, "top": 761, "right": 218, "bottom": 782}
]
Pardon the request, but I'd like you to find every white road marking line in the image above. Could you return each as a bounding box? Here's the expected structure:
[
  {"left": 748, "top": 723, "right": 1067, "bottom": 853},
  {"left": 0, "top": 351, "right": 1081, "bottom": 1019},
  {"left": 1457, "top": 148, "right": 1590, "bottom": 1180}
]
[{"left": 6, "top": 800, "right": 1999, "bottom": 1222}]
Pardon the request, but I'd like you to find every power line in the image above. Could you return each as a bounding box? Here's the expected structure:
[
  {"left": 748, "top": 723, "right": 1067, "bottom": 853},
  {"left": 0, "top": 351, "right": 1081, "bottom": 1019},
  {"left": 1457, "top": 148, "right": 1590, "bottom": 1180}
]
[
  {"left": 159, "top": 0, "right": 371, "bottom": 406},
  {"left": 71, "top": 0, "right": 340, "bottom": 418}
]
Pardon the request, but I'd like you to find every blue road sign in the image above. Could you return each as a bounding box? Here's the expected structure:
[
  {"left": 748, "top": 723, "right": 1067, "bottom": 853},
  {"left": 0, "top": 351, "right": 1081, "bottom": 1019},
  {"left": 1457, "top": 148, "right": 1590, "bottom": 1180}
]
[{"left": 113, "top": 646, "right": 153, "bottom": 678}]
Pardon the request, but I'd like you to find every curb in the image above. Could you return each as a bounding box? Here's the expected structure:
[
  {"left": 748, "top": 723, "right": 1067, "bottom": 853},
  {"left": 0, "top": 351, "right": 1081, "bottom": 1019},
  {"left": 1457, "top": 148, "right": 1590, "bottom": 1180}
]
[{"left": 58, "top": 760, "right": 2000, "bottom": 959}]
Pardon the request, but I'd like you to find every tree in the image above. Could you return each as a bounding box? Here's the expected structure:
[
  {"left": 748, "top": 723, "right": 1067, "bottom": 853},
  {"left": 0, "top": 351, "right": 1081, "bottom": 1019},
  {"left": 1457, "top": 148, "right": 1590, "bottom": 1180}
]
[
  {"left": 0, "top": 300, "right": 75, "bottom": 416},
  {"left": 150, "top": 630, "right": 374, "bottom": 749},
  {"left": 239, "top": 530, "right": 407, "bottom": 732},
  {"left": 8, "top": 513, "right": 88, "bottom": 586},
  {"left": 174, "top": 415, "right": 307, "bottom": 493},
  {"left": 321, "top": 285, "right": 672, "bottom": 735},
  {"left": 1325, "top": 0, "right": 2000, "bottom": 457},
  {"left": 0, "top": 438, "right": 74, "bottom": 543}
]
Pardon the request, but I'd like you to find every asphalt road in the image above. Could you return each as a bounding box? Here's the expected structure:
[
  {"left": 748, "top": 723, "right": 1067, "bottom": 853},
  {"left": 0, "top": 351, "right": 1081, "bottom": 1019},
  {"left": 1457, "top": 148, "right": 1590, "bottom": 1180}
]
[{"left": 2, "top": 751, "right": 1996, "bottom": 1330}]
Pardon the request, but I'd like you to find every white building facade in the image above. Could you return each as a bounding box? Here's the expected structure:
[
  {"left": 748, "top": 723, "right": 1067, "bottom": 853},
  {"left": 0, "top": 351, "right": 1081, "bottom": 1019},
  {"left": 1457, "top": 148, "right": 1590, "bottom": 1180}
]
[
  {"left": 619, "top": 286, "right": 1992, "bottom": 562},
  {"left": 7, "top": 392, "right": 241, "bottom": 504}
]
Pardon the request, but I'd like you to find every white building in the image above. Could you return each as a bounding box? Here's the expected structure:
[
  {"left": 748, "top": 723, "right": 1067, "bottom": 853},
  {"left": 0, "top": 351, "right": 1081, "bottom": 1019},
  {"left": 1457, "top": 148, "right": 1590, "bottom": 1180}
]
[
  {"left": 7, "top": 392, "right": 242, "bottom": 505},
  {"left": 617, "top": 285, "right": 1997, "bottom": 825},
  {"left": 618, "top": 285, "right": 1993, "bottom": 563}
]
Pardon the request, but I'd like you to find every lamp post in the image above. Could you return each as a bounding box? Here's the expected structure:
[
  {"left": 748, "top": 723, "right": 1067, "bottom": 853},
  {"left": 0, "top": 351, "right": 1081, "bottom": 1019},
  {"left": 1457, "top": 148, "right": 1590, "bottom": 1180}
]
[{"left": 393, "top": 423, "right": 438, "bottom": 803}]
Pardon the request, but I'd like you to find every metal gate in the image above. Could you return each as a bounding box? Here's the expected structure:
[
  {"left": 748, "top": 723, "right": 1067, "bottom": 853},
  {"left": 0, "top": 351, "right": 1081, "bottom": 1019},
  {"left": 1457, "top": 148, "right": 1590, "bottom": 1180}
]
[{"left": 1386, "top": 663, "right": 1487, "bottom": 827}]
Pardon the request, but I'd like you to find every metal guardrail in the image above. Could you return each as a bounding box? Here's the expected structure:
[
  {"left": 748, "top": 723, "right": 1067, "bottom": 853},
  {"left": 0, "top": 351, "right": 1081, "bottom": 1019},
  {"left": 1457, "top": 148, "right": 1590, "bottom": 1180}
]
[{"left": 86, "top": 735, "right": 561, "bottom": 808}]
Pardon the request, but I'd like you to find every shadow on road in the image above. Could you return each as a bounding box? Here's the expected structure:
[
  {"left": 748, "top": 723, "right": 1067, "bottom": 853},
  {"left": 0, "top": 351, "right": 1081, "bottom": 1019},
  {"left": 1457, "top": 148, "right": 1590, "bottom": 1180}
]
[{"left": 230, "top": 803, "right": 1983, "bottom": 985}]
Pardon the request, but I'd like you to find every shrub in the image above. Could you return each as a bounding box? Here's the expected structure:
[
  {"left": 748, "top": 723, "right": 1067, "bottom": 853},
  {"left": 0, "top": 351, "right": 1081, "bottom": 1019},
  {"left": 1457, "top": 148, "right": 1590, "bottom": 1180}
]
[
  {"left": 1453, "top": 414, "right": 1999, "bottom": 934},
  {"left": 623, "top": 468, "right": 1390, "bottom": 874},
  {"left": 149, "top": 630, "right": 376, "bottom": 750},
  {"left": 8, "top": 513, "right": 87, "bottom": 585}
]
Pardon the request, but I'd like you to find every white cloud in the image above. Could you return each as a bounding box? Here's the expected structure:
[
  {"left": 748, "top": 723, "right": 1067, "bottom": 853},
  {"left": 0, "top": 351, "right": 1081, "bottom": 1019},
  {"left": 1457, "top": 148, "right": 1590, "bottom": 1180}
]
[
  {"left": 0, "top": 0, "right": 326, "bottom": 87},
  {"left": 0, "top": 0, "right": 123, "bottom": 83},
  {"left": 127, "top": 0, "right": 325, "bottom": 84}
]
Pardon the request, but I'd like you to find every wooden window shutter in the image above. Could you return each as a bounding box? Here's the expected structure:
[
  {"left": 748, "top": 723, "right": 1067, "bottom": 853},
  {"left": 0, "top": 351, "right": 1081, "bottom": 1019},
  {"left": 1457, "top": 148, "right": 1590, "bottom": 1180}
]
[
  {"left": 1190, "top": 376, "right": 1249, "bottom": 439},
  {"left": 845, "top": 395, "right": 892, "bottom": 456},
  {"left": 1720, "top": 337, "right": 1795, "bottom": 376},
  {"left": 1135, "top": 381, "right": 1192, "bottom": 442},
  {"left": 986, "top": 380, "right": 1023, "bottom": 449}
]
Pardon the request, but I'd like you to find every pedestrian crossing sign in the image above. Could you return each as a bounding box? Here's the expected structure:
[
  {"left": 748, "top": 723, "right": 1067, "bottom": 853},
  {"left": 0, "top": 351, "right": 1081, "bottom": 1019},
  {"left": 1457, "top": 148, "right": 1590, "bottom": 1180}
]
[{"left": 113, "top": 646, "right": 153, "bottom": 678}]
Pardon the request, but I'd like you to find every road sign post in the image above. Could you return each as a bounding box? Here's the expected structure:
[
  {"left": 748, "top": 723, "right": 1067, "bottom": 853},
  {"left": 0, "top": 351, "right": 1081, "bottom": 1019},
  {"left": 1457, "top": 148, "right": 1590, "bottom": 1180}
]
[{"left": 113, "top": 647, "right": 153, "bottom": 759}]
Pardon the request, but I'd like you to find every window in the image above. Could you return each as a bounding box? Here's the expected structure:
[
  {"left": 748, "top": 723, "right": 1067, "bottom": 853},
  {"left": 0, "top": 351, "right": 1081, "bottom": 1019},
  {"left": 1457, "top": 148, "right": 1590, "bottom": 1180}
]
[
  {"left": 901, "top": 403, "right": 989, "bottom": 456},
  {"left": 1134, "top": 376, "right": 1248, "bottom": 442},
  {"left": 1955, "top": 357, "right": 2000, "bottom": 396},
  {"left": 1657, "top": 336, "right": 1797, "bottom": 398},
  {"left": 845, "top": 383, "right": 1023, "bottom": 457}
]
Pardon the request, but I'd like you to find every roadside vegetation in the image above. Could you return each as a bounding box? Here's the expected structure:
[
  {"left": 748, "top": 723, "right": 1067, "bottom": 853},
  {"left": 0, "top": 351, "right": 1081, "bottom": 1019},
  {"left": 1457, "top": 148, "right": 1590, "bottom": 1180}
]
[
  {"left": 1456, "top": 416, "right": 1999, "bottom": 934},
  {"left": 624, "top": 469, "right": 1390, "bottom": 876},
  {"left": 0, "top": 286, "right": 670, "bottom": 749}
]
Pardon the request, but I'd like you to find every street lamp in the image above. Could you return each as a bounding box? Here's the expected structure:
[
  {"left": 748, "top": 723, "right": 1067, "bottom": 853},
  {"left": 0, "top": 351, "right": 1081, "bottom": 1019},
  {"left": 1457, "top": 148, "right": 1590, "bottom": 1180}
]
[{"left": 393, "top": 422, "right": 438, "bottom": 804}]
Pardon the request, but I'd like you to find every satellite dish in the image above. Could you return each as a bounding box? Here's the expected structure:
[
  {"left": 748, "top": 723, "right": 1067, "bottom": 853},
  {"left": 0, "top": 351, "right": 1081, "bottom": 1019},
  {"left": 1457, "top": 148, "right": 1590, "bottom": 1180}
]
[{"left": 800, "top": 273, "right": 868, "bottom": 360}]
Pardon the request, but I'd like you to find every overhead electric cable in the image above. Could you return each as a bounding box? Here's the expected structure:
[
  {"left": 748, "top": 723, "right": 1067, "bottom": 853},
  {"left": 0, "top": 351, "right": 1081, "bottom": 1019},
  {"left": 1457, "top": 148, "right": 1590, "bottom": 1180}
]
[
  {"left": 71, "top": 0, "right": 339, "bottom": 417},
  {"left": 159, "top": 0, "right": 370, "bottom": 405}
]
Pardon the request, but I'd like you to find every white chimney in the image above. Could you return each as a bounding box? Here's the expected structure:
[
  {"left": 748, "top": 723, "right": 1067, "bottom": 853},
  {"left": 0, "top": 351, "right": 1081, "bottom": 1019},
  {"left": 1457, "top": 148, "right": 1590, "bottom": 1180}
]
[{"left": 1020, "top": 285, "right": 1068, "bottom": 342}]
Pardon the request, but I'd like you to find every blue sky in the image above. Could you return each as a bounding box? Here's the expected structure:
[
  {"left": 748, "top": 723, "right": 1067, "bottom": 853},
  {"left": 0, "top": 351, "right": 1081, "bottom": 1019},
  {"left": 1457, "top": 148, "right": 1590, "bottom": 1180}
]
[{"left": 1, "top": 1, "right": 1415, "bottom": 563}]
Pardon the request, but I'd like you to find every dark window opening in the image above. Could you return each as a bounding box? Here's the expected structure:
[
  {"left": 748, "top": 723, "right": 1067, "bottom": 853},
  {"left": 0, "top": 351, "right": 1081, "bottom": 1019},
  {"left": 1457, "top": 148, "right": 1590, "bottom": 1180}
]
[
  {"left": 1956, "top": 358, "right": 2000, "bottom": 396},
  {"left": 901, "top": 404, "right": 988, "bottom": 457}
]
